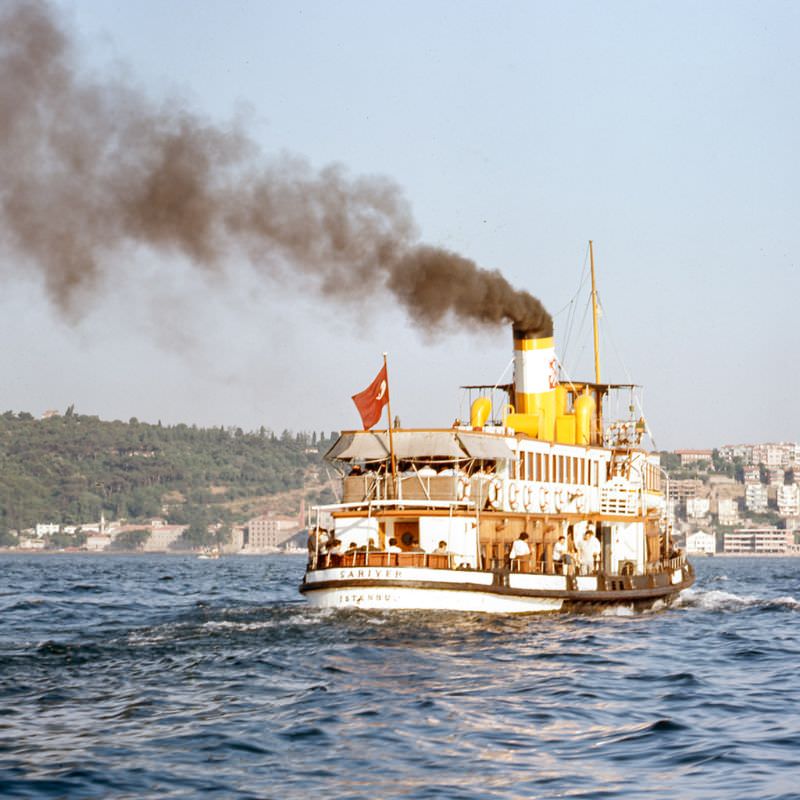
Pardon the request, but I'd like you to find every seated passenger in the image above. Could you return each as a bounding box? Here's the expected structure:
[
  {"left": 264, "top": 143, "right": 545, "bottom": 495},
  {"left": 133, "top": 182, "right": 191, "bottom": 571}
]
[
  {"left": 417, "top": 463, "right": 437, "bottom": 477},
  {"left": 509, "top": 532, "right": 531, "bottom": 567},
  {"left": 552, "top": 535, "right": 572, "bottom": 570},
  {"left": 387, "top": 537, "right": 402, "bottom": 553},
  {"left": 345, "top": 541, "right": 358, "bottom": 554},
  {"left": 433, "top": 540, "right": 448, "bottom": 554}
]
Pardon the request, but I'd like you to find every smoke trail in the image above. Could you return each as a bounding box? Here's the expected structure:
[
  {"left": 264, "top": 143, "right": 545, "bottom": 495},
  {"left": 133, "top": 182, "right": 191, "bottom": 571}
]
[{"left": 0, "top": 1, "right": 552, "bottom": 337}]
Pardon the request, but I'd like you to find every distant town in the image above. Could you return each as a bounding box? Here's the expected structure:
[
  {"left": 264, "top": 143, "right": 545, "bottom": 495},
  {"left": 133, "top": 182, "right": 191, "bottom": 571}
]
[
  {"left": 5, "top": 511, "right": 307, "bottom": 555},
  {"left": 3, "top": 434, "right": 800, "bottom": 558},
  {"left": 667, "top": 443, "right": 800, "bottom": 556}
]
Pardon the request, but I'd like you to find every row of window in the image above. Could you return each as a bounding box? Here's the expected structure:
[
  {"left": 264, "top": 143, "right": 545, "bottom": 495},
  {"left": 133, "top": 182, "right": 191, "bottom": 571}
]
[{"left": 513, "top": 451, "right": 602, "bottom": 487}]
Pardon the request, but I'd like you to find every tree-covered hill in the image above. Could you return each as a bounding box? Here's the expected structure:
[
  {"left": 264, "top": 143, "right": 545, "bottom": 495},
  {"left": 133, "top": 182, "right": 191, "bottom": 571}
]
[{"left": 0, "top": 409, "right": 338, "bottom": 533}]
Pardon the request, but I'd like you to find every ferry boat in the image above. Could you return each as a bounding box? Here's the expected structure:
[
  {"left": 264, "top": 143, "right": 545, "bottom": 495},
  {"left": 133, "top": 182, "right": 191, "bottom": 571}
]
[{"left": 301, "top": 246, "right": 693, "bottom": 613}]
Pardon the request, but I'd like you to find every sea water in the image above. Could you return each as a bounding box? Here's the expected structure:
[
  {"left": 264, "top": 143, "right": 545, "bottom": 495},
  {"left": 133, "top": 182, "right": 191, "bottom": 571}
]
[{"left": 0, "top": 554, "right": 798, "bottom": 799}]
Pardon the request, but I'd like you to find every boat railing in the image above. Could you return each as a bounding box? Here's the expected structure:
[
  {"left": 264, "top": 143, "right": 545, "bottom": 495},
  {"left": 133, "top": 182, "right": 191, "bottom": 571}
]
[
  {"left": 313, "top": 551, "right": 457, "bottom": 570},
  {"left": 646, "top": 555, "right": 687, "bottom": 573},
  {"left": 341, "top": 471, "right": 487, "bottom": 505}
]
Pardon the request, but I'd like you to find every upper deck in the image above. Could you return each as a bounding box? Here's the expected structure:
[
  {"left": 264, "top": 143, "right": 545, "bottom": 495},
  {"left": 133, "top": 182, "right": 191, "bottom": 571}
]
[{"left": 325, "top": 428, "right": 664, "bottom": 519}]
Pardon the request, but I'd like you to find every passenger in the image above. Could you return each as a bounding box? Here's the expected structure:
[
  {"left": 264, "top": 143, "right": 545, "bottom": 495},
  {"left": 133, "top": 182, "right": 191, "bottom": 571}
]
[
  {"left": 417, "top": 462, "right": 437, "bottom": 477},
  {"left": 566, "top": 527, "right": 578, "bottom": 563},
  {"left": 345, "top": 541, "right": 358, "bottom": 554},
  {"left": 349, "top": 464, "right": 363, "bottom": 476},
  {"left": 387, "top": 537, "right": 402, "bottom": 553},
  {"left": 433, "top": 540, "right": 448, "bottom": 554},
  {"left": 328, "top": 538, "right": 343, "bottom": 556},
  {"left": 509, "top": 532, "right": 531, "bottom": 569},
  {"left": 578, "top": 529, "right": 601, "bottom": 574},
  {"left": 552, "top": 535, "right": 573, "bottom": 572}
]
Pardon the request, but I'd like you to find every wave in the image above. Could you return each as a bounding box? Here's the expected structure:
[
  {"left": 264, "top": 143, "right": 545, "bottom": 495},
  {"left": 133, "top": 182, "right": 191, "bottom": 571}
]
[{"left": 675, "top": 588, "right": 800, "bottom": 612}]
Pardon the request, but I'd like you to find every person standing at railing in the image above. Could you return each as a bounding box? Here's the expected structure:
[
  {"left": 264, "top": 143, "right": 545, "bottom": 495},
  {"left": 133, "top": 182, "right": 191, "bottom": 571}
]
[{"left": 578, "top": 529, "right": 601, "bottom": 575}]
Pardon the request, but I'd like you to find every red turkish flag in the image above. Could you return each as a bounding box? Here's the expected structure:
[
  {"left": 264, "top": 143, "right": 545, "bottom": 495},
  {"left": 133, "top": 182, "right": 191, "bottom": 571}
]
[{"left": 352, "top": 364, "right": 389, "bottom": 430}]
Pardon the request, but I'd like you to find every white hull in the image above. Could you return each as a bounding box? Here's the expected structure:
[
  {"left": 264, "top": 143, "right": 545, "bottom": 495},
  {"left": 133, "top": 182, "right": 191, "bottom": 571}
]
[
  {"left": 305, "top": 584, "right": 564, "bottom": 613},
  {"left": 300, "top": 564, "right": 692, "bottom": 614}
]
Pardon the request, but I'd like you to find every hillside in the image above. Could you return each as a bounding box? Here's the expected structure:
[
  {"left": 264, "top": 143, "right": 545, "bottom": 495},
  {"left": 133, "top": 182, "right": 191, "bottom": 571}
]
[{"left": 0, "top": 409, "right": 338, "bottom": 536}]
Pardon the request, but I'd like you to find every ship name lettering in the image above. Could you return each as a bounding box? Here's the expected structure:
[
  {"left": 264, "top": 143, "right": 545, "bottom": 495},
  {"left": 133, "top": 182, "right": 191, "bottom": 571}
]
[{"left": 338, "top": 568, "right": 404, "bottom": 580}]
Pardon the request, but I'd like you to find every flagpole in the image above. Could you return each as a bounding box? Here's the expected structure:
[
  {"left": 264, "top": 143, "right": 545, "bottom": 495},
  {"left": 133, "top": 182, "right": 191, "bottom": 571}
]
[{"left": 383, "top": 352, "right": 398, "bottom": 496}]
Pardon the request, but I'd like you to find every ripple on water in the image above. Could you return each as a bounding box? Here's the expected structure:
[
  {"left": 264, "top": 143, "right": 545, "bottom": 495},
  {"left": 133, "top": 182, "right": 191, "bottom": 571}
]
[{"left": 0, "top": 554, "right": 799, "bottom": 799}]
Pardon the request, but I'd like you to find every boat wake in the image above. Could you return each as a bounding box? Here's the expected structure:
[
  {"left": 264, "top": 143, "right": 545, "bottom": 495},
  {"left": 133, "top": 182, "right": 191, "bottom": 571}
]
[{"left": 675, "top": 587, "right": 800, "bottom": 612}]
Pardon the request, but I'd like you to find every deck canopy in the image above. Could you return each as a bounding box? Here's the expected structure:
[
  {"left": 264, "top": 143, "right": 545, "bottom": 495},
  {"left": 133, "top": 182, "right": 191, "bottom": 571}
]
[
  {"left": 326, "top": 430, "right": 514, "bottom": 462},
  {"left": 457, "top": 432, "right": 515, "bottom": 460}
]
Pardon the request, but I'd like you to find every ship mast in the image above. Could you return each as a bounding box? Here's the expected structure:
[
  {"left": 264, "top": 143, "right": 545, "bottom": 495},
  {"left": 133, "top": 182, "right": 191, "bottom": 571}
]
[{"left": 589, "top": 240, "right": 601, "bottom": 384}]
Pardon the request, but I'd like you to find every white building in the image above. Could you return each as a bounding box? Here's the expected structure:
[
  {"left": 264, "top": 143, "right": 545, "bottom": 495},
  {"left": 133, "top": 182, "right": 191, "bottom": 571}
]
[
  {"left": 246, "top": 515, "right": 300, "bottom": 551},
  {"left": 745, "top": 483, "right": 769, "bottom": 513},
  {"left": 686, "top": 530, "right": 716, "bottom": 555},
  {"left": 719, "top": 444, "right": 754, "bottom": 464},
  {"left": 717, "top": 497, "right": 739, "bottom": 526},
  {"left": 766, "top": 467, "right": 785, "bottom": 488},
  {"left": 686, "top": 496, "right": 711, "bottom": 519},
  {"left": 142, "top": 524, "right": 187, "bottom": 552},
  {"left": 85, "top": 533, "right": 111, "bottom": 551},
  {"left": 777, "top": 484, "right": 800, "bottom": 518},
  {"left": 724, "top": 527, "right": 791, "bottom": 554},
  {"left": 751, "top": 443, "right": 796, "bottom": 468},
  {"left": 35, "top": 523, "right": 59, "bottom": 538}
]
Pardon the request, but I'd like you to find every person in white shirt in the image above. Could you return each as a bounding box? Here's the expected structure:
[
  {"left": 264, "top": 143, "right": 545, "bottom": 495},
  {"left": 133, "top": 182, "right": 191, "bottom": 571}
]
[
  {"left": 387, "top": 537, "right": 402, "bottom": 553},
  {"left": 509, "top": 532, "right": 531, "bottom": 570},
  {"left": 552, "top": 534, "right": 573, "bottom": 572},
  {"left": 578, "top": 529, "right": 601, "bottom": 574}
]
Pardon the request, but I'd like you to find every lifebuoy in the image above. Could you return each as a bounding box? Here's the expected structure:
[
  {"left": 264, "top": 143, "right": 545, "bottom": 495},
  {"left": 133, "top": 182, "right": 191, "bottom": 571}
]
[
  {"left": 539, "top": 487, "right": 550, "bottom": 512},
  {"left": 456, "top": 476, "right": 471, "bottom": 501},
  {"left": 488, "top": 479, "right": 503, "bottom": 509},
  {"left": 508, "top": 482, "right": 520, "bottom": 511},
  {"left": 523, "top": 484, "right": 536, "bottom": 512}
]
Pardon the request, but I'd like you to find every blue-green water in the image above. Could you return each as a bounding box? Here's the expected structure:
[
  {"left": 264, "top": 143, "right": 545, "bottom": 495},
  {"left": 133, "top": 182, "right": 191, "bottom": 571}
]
[{"left": 1, "top": 554, "right": 798, "bottom": 799}]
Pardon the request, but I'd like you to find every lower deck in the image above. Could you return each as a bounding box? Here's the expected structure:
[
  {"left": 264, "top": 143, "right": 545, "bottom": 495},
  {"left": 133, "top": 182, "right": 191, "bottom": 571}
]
[{"left": 300, "top": 559, "right": 695, "bottom": 614}]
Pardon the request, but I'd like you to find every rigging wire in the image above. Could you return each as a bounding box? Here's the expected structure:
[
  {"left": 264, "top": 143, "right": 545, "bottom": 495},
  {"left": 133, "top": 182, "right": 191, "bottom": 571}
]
[
  {"left": 597, "top": 296, "right": 659, "bottom": 450},
  {"left": 560, "top": 243, "right": 591, "bottom": 365}
]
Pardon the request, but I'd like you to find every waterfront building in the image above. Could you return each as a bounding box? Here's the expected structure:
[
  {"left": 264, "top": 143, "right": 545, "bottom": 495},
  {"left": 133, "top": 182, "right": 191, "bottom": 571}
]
[
  {"left": 245, "top": 515, "right": 300, "bottom": 550},
  {"left": 724, "top": 527, "right": 791, "bottom": 554},
  {"left": 142, "top": 524, "right": 187, "bottom": 552},
  {"left": 686, "top": 530, "right": 716, "bottom": 555},
  {"left": 35, "top": 523, "right": 59, "bottom": 538},
  {"left": 85, "top": 533, "right": 111, "bottom": 551}
]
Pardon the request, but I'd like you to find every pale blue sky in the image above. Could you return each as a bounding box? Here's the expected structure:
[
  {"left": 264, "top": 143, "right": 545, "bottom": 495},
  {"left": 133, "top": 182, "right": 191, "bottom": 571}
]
[{"left": 2, "top": 0, "right": 799, "bottom": 448}]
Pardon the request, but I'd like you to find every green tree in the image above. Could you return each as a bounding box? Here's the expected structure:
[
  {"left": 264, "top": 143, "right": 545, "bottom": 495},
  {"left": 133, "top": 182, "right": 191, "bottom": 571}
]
[{"left": 111, "top": 529, "right": 150, "bottom": 551}]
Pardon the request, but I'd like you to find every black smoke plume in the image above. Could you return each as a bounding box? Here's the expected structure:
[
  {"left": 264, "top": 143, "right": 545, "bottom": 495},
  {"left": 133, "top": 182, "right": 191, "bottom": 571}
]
[{"left": 0, "top": 1, "right": 552, "bottom": 338}]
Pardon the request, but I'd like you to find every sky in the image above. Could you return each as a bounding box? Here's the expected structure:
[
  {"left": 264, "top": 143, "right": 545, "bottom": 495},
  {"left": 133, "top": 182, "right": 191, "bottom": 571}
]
[{"left": 1, "top": 0, "right": 799, "bottom": 449}]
